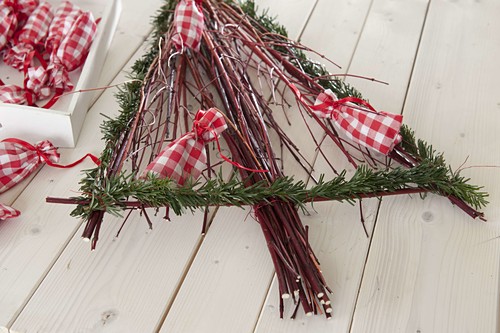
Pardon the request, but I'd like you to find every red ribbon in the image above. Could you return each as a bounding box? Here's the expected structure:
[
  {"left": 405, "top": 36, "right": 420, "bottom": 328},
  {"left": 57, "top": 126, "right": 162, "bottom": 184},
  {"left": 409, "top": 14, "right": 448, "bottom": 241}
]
[
  {"left": 310, "top": 96, "right": 377, "bottom": 115},
  {"left": 192, "top": 120, "right": 268, "bottom": 174},
  {"left": 1, "top": 138, "right": 100, "bottom": 168}
]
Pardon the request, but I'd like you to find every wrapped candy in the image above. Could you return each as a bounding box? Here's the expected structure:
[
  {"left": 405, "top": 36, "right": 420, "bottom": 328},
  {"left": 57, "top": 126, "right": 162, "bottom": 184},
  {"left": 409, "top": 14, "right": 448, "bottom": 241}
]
[
  {"left": 0, "top": 138, "right": 100, "bottom": 220},
  {"left": 0, "top": 0, "right": 39, "bottom": 51},
  {"left": 45, "top": 1, "right": 82, "bottom": 55},
  {"left": 0, "top": 139, "right": 61, "bottom": 194},
  {"left": 3, "top": 2, "right": 54, "bottom": 70},
  {"left": 172, "top": 0, "right": 204, "bottom": 52},
  {"left": 26, "top": 9, "right": 97, "bottom": 102},
  {"left": 311, "top": 89, "right": 403, "bottom": 155},
  {"left": 1, "top": 2, "right": 97, "bottom": 106}
]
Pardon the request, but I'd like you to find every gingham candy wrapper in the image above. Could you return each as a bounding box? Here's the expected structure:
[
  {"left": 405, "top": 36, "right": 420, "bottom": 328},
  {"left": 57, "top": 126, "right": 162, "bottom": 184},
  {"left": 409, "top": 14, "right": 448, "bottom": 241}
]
[
  {"left": 172, "top": 0, "right": 204, "bottom": 52},
  {"left": 141, "top": 108, "right": 227, "bottom": 185},
  {"left": 0, "top": 138, "right": 100, "bottom": 194},
  {"left": 0, "top": 203, "right": 20, "bottom": 220},
  {"left": 0, "top": 68, "right": 51, "bottom": 105},
  {"left": 312, "top": 89, "right": 403, "bottom": 155},
  {"left": 0, "top": 84, "right": 28, "bottom": 104},
  {"left": 0, "top": 139, "right": 60, "bottom": 194},
  {"left": 45, "top": 1, "right": 81, "bottom": 55},
  {"left": 0, "top": 0, "right": 39, "bottom": 50},
  {"left": 3, "top": 2, "right": 54, "bottom": 70},
  {"left": 46, "top": 11, "right": 97, "bottom": 92}
]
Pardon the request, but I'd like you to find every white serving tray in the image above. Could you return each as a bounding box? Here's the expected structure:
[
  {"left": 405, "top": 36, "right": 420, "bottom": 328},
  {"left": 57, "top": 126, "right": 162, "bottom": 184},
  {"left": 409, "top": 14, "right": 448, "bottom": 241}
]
[{"left": 0, "top": 0, "right": 121, "bottom": 147}]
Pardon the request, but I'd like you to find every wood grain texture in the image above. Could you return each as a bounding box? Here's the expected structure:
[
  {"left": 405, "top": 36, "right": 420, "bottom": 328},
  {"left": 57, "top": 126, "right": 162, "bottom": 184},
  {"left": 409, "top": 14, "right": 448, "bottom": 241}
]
[
  {"left": 300, "top": 0, "right": 373, "bottom": 71},
  {"left": 11, "top": 210, "right": 203, "bottom": 333},
  {"left": 0, "top": 40, "right": 154, "bottom": 328},
  {"left": 159, "top": 207, "right": 274, "bottom": 333},
  {"left": 351, "top": 0, "right": 500, "bottom": 332}
]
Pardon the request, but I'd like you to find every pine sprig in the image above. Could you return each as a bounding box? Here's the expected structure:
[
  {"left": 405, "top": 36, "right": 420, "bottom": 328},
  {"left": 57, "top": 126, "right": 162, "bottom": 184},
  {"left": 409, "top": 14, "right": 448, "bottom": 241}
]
[{"left": 70, "top": 159, "right": 487, "bottom": 221}]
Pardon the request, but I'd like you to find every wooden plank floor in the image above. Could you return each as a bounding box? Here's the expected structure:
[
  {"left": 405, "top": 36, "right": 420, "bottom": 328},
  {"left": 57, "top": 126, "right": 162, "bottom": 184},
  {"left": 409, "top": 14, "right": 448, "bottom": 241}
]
[{"left": 1, "top": 0, "right": 499, "bottom": 332}]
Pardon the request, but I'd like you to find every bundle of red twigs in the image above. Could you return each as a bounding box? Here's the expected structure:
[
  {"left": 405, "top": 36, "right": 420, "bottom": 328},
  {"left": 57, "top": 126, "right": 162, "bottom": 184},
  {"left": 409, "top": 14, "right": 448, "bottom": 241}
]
[{"left": 48, "top": 0, "right": 487, "bottom": 319}]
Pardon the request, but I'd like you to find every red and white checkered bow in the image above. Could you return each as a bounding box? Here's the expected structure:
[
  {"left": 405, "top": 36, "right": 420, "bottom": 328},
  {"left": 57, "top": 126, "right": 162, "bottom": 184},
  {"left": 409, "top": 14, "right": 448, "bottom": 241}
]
[
  {"left": 3, "top": 2, "right": 54, "bottom": 70},
  {"left": 0, "top": 203, "right": 20, "bottom": 220},
  {"left": 172, "top": 0, "right": 204, "bottom": 52},
  {"left": 0, "top": 139, "right": 60, "bottom": 194},
  {"left": 0, "top": 138, "right": 100, "bottom": 219},
  {"left": 0, "top": 67, "right": 51, "bottom": 105},
  {"left": 0, "top": 139, "right": 58, "bottom": 220},
  {"left": 0, "top": 0, "right": 39, "bottom": 51},
  {"left": 141, "top": 108, "right": 227, "bottom": 185},
  {"left": 312, "top": 89, "right": 403, "bottom": 155}
]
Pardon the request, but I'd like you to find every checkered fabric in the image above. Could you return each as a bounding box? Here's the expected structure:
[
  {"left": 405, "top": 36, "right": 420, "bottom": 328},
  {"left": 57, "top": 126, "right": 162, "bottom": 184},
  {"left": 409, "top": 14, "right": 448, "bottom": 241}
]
[
  {"left": 24, "top": 10, "right": 97, "bottom": 99},
  {"left": 172, "top": 0, "right": 204, "bottom": 52},
  {"left": 47, "top": 11, "right": 97, "bottom": 92},
  {"left": 3, "top": 2, "right": 54, "bottom": 70},
  {"left": 0, "top": 203, "right": 20, "bottom": 220},
  {"left": 0, "top": 139, "right": 59, "bottom": 194},
  {"left": 312, "top": 89, "right": 403, "bottom": 155},
  {"left": 25, "top": 65, "right": 52, "bottom": 99},
  {"left": 141, "top": 108, "right": 227, "bottom": 185},
  {"left": 45, "top": 1, "right": 81, "bottom": 55},
  {"left": 0, "top": 0, "right": 39, "bottom": 50},
  {"left": 0, "top": 84, "right": 27, "bottom": 104},
  {"left": 0, "top": 68, "right": 51, "bottom": 105}
]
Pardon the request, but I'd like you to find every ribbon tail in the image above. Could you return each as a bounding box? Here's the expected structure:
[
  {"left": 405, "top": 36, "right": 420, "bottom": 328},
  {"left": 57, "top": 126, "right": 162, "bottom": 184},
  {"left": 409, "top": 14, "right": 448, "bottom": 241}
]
[{"left": 43, "top": 153, "right": 101, "bottom": 169}]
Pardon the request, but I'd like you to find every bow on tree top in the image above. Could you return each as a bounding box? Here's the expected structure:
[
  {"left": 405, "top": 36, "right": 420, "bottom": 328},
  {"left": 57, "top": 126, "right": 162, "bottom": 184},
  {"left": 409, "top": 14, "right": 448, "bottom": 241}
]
[
  {"left": 172, "top": 0, "right": 204, "bottom": 52},
  {"left": 312, "top": 89, "right": 403, "bottom": 155}
]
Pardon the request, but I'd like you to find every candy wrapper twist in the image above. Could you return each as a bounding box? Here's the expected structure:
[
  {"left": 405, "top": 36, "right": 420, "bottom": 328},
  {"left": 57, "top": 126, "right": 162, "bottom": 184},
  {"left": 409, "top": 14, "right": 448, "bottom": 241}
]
[
  {"left": 3, "top": 2, "right": 54, "bottom": 70},
  {"left": 0, "top": 138, "right": 100, "bottom": 220},
  {"left": 26, "top": 9, "right": 97, "bottom": 105},
  {"left": 0, "top": 0, "right": 39, "bottom": 51}
]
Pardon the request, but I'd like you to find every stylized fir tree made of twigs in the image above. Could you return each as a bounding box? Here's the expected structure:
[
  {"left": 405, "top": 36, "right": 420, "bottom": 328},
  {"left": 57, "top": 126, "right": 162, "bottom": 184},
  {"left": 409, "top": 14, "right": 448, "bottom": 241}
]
[{"left": 48, "top": 0, "right": 487, "bottom": 319}]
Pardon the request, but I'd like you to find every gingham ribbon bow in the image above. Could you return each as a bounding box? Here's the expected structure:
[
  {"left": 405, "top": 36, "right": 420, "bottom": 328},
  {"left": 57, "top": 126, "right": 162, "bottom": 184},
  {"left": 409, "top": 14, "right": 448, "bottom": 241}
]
[
  {"left": 0, "top": 138, "right": 100, "bottom": 219},
  {"left": 312, "top": 89, "right": 403, "bottom": 155},
  {"left": 141, "top": 108, "right": 227, "bottom": 185},
  {"left": 0, "top": 0, "right": 39, "bottom": 51},
  {"left": 0, "top": 139, "right": 57, "bottom": 220},
  {"left": 0, "top": 139, "right": 60, "bottom": 194},
  {"left": 26, "top": 9, "right": 97, "bottom": 101},
  {"left": 3, "top": 2, "right": 54, "bottom": 70},
  {"left": 45, "top": 1, "right": 82, "bottom": 55},
  {"left": 172, "top": 0, "right": 204, "bottom": 52}
]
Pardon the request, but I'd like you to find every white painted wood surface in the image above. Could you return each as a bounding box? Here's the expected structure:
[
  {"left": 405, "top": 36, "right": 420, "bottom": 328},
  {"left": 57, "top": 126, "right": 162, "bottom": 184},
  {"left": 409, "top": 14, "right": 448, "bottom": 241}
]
[{"left": 1, "top": 0, "right": 499, "bottom": 332}]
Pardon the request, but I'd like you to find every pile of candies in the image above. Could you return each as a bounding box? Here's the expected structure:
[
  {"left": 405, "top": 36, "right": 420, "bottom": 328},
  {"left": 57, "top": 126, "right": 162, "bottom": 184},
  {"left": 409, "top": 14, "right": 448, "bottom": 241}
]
[{"left": 0, "top": 0, "right": 97, "bottom": 107}]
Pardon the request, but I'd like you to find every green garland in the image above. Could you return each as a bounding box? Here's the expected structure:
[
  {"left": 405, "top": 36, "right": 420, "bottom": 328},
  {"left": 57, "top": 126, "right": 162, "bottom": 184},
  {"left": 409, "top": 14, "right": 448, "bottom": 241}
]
[{"left": 71, "top": 0, "right": 487, "bottom": 221}]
